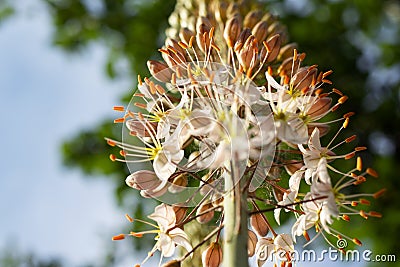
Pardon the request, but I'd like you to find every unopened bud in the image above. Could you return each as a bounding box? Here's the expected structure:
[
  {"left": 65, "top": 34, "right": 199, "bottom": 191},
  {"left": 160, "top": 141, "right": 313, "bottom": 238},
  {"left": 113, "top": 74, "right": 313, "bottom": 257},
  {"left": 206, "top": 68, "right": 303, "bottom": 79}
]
[
  {"left": 263, "top": 34, "right": 281, "bottom": 62},
  {"left": 196, "top": 202, "right": 215, "bottom": 224},
  {"left": 250, "top": 213, "right": 269, "bottom": 236},
  {"left": 179, "top": 28, "right": 194, "bottom": 45},
  {"left": 248, "top": 229, "right": 258, "bottom": 257},
  {"left": 278, "top": 43, "right": 297, "bottom": 61},
  {"left": 202, "top": 242, "right": 223, "bottom": 267},
  {"left": 244, "top": 10, "right": 263, "bottom": 29},
  {"left": 252, "top": 20, "right": 269, "bottom": 43},
  {"left": 224, "top": 16, "right": 241, "bottom": 48},
  {"left": 147, "top": 60, "right": 172, "bottom": 83},
  {"left": 173, "top": 206, "right": 187, "bottom": 224},
  {"left": 234, "top": 28, "right": 251, "bottom": 51}
]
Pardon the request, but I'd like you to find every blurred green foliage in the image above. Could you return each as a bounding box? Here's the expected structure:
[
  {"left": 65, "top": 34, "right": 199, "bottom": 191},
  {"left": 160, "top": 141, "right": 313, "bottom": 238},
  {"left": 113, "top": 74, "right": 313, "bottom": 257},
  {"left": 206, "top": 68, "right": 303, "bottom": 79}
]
[{"left": 38, "top": 0, "right": 400, "bottom": 265}]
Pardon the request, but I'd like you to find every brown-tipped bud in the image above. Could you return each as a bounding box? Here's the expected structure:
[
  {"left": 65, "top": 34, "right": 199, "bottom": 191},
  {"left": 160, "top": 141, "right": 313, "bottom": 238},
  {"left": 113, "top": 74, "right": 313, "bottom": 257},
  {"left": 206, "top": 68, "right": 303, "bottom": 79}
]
[
  {"left": 308, "top": 124, "right": 330, "bottom": 137},
  {"left": 248, "top": 229, "right": 258, "bottom": 257},
  {"left": 237, "top": 35, "right": 257, "bottom": 71},
  {"left": 234, "top": 28, "right": 251, "bottom": 51},
  {"left": 352, "top": 238, "right": 362, "bottom": 246},
  {"left": 278, "top": 56, "right": 300, "bottom": 77},
  {"left": 112, "top": 234, "right": 125, "bottom": 241},
  {"left": 161, "top": 260, "right": 181, "bottom": 267},
  {"left": 263, "top": 34, "right": 281, "bottom": 62},
  {"left": 126, "top": 119, "right": 157, "bottom": 137},
  {"left": 196, "top": 202, "right": 215, "bottom": 224},
  {"left": 308, "top": 97, "right": 332, "bottom": 119},
  {"left": 224, "top": 16, "right": 241, "bottom": 48},
  {"left": 252, "top": 20, "right": 269, "bottom": 43},
  {"left": 179, "top": 28, "right": 194, "bottom": 45},
  {"left": 278, "top": 43, "right": 297, "bottom": 61},
  {"left": 284, "top": 160, "right": 304, "bottom": 175},
  {"left": 342, "top": 214, "right": 351, "bottom": 221},
  {"left": 360, "top": 210, "right": 369, "bottom": 219},
  {"left": 173, "top": 206, "right": 187, "bottom": 225},
  {"left": 250, "top": 213, "right": 269, "bottom": 236},
  {"left": 244, "top": 10, "right": 263, "bottom": 29},
  {"left": 202, "top": 242, "right": 223, "bottom": 267},
  {"left": 166, "top": 38, "right": 186, "bottom": 57},
  {"left": 169, "top": 174, "right": 188, "bottom": 193},
  {"left": 291, "top": 66, "right": 318, "bottom": 93},
  {"left": 366, "top": 168, "right": 379, "bottom": 178},
  {"left": 226, "top": 2, "right": 239, "bottom": 17},
  {"left": 373, "top": 188, "right": 386, "bottom": 199}
]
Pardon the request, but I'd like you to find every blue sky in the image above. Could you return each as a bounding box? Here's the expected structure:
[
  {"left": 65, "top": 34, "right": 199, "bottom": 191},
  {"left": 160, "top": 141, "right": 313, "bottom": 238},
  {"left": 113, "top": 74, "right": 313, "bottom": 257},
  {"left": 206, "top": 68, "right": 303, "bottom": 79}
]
[
  {"left": 0, "top": 1, "right": 370, "bottom": 267},
  {"left": 0, "top": 1, "right": 134, "bottom": 265}
]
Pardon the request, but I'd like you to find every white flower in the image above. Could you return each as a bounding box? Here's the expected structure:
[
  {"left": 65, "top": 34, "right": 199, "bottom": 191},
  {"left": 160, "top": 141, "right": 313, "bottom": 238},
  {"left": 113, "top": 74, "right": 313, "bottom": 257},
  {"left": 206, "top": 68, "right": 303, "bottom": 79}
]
[
  {"left": 298, "top": 127, "right": 333, "bottom": 183},
  {"left": 274, "top": 170, "right": 303, "bottom": 225},
  {"left": 148, "top": 204, "right": 192, "bottom": 258}
]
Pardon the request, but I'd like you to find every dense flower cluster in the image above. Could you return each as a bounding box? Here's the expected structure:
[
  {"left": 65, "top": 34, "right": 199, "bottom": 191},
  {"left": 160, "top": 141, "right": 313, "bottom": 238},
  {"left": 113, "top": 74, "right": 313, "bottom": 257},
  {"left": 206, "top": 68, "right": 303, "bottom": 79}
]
[{"left": 108, "top": 1, "right": 384, "bottom": 266}]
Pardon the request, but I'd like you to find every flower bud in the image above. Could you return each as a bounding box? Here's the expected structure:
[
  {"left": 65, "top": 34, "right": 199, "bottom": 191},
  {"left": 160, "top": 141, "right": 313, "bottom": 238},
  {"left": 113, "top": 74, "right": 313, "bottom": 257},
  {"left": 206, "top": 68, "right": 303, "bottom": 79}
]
[
  {"left": 244, "top": 10, "right": 263, "bottom": 29},
  {"left": 179, "top": 27, "right": 195, "bottom": 45},
  {"left": 278, "top": 43, "right": 297, "bottom": 61},
  {"left": 248, "top": 229, "right": 258, "bottom": 257},
  {"left": 291, "top": 67, "right": 317, "bottom": 92},
  {"left": 126, "top": 118, "right": 157, "bottom": 137},
  {"left": 202, "top": 242, "right": 222, "bottom": 267},
  {"left": 125, "top": 170, "right": 159, "bottom": 190},
  {"left": 264, "top": 34, "right": 281, "bottom": 62},
  {"left": 224, "top": 15, "right": 242, "bottom": 48},
  {"left": 196, "top": 202, "right": 215, "bottom": 224},
  {"left": 250, "top": 213, "right": 269, "bottom": 236},
  {"left": 169, "top": 174, "right": 188, "bottom": 193},
  {"left": 237, "top": 35, "right": 257, "bottom": 71},
  {"left": 173, "top": 206, "right": 187, "bottom": 224},
  {"left": 234, "top": 28, "right": 251, "bottom": 52},
  {"left": 252, "top": 20, "right": 269, "bottom": 43},
  {"left": 307, "top": 97, "right": 332, "bottom": 119}
]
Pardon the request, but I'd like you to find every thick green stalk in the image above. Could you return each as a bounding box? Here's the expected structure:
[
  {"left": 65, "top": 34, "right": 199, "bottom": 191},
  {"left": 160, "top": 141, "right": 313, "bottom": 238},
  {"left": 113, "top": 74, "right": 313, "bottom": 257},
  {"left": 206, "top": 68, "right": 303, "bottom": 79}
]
[{"left": 223, "top": 158, "right": 249, "bottom": 267}]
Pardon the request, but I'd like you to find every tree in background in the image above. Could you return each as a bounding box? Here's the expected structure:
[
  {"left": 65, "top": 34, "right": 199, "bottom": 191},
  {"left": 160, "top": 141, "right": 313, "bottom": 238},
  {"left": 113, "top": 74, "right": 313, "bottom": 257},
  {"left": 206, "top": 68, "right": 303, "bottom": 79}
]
[{"left": 39, "top": 0, "right": 400, "bottom": 265}]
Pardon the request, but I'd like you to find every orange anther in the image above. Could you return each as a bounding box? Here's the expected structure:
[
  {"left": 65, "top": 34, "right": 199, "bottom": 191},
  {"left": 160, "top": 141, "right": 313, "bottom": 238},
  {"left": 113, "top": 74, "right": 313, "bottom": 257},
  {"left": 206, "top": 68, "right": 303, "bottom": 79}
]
[{"left": 112, "top": 234, "right": 125, "bottom": 241}]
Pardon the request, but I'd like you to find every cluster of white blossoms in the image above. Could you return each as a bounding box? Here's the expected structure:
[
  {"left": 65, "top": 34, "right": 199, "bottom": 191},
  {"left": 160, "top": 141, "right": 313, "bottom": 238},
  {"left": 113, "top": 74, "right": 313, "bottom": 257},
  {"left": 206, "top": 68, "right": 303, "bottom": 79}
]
[{"left": 108, "top": 1, "right": 385, "bottom": 266}]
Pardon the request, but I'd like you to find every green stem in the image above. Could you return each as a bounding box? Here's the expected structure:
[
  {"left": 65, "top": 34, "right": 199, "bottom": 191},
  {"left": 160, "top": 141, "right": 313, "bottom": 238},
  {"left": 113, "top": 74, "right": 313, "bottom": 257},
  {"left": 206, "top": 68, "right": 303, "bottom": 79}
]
[{"left": 223, "top": 156, "right": 249, "bottom": 267}]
